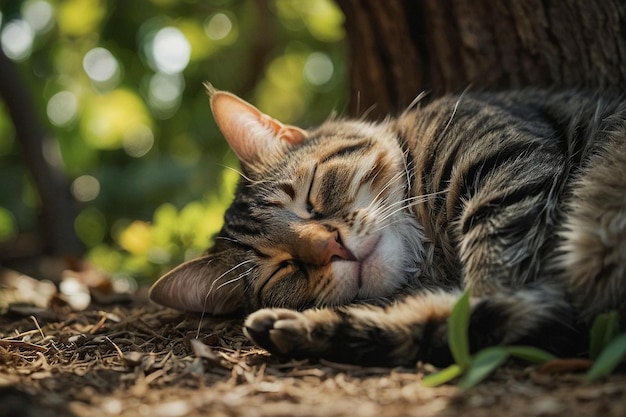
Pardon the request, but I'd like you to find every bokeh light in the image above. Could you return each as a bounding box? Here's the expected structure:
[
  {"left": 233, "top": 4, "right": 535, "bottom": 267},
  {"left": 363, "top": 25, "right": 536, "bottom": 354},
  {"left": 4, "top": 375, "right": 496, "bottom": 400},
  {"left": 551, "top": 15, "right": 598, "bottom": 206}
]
[
  {"left": 22, "top": 0, "right": 55, "bottom": 34},
  {"left": 47, "top": 91, "right": 79, "bottom": 127},
  {"left": 83, "top": 47, "right": 121, "bottom": 86},
  {"left": 81, "top": 89, "right": 152, "bottom": 149},
  {"left": 1, "top": 19, "right": 34, "bottom": 61},
  {"left": 304, "top": 52, "right": 334, "bottom": 86},
  {"left": 56, "top": 0, "right": 105, "bottom": 37},
  {"left": 122, "top": 124, "right": 154, "bottom": 158},
  {"left": 71, "top": 175, "right": 100, "bottom": 202},
  {"left": 150, "top": 27, "right": 191, "bottom": 74},
  {"left": 148, "top": 72, "right": 184, "bottom": 117},
  {"left": 204, "top": 13, "right": 232, "bottom": 41}
]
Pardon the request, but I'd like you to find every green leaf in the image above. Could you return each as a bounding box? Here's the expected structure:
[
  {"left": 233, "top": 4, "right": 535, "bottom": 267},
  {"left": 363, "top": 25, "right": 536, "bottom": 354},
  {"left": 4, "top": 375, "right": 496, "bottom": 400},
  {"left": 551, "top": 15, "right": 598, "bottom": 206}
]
[
  {"left": 458, "top": 347, "right": 510, "bottom": 390},
  {"left": 505, "top": 345, "right": 556, "bottom": 364},
  {"left": 589, "top": 311, "right": 620, "bottom": 360},
  {"left": 448, "top": 291, "right": 472, "bottom": 368},
  {"left": 421, "top": 364, "right": 464, "bottom": 387},
  {"left": 585, "top": 333, "right": 626, "bottom": 381}
]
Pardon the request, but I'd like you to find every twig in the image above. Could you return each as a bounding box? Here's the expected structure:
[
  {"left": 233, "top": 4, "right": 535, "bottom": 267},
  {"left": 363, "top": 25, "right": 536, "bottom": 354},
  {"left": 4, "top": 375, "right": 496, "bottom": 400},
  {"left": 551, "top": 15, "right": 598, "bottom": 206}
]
[
  {"left": 105, "top": 336, "right": 124, "bottom": 360},
  {"left": 0, "top": 339, "right": 48, "bottom": 352},
  {"left": 30, "top": 315, "right": 46, "bottom": 340},
  {"left": 9, "top": 329, "right": 40, "bottom": 339},
  {"left": 144, "top": 369, "right": 165, "bottom": 385},
  {"left": 89, "top": 313, "right": 108, "bottom": 334}
]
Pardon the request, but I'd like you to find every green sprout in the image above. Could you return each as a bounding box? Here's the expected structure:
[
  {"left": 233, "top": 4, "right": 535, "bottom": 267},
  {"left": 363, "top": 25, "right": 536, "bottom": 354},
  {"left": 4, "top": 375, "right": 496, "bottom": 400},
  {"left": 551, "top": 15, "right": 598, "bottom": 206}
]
[
  {"left": 422, "top": 293, "right": 626, "bottom": 388},
  {"left": 585, "top": 311, "right": 626, "bottom": 381},
  {"left": 422, "top": 291, "right": 556, "bottom": 389}
]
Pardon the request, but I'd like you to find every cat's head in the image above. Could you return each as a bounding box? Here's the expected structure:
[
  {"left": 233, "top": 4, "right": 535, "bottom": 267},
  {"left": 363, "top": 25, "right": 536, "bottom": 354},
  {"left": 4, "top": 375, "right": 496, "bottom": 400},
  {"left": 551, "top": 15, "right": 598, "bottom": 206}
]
[{"left": 149, "top": 86, "right": 425, "bottom": 314}]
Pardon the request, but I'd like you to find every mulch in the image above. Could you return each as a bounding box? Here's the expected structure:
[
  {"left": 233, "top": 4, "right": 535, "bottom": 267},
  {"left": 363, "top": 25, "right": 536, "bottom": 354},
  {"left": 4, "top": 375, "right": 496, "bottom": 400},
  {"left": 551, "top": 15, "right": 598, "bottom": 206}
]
[{"left": 1, "top": 268, "right": 625, "bottom": 417}]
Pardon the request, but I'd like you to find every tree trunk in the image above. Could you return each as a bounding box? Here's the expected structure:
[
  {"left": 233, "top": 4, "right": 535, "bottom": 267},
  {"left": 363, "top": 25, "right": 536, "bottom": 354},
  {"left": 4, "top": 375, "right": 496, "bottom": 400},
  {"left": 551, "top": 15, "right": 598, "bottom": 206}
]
[
  {"left": 337, "top": 0, "right": 626, "bottom": 118},
  {"left": 0, "top": 51, "right": 82, "bottom": 259}
]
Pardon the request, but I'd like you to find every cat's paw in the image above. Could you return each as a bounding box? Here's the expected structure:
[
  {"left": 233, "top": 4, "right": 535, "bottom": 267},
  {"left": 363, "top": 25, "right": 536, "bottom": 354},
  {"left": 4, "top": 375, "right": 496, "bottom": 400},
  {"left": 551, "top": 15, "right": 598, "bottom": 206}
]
[{"left": 244, "top": 308, "right": 331, "bottom": 358}]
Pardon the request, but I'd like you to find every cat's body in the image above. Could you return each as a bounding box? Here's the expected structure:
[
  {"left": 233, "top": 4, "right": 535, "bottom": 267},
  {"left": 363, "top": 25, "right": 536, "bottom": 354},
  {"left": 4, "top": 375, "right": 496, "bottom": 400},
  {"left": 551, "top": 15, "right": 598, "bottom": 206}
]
[{"left": 150, "top": 87, "right": 626, "bottom": 366}]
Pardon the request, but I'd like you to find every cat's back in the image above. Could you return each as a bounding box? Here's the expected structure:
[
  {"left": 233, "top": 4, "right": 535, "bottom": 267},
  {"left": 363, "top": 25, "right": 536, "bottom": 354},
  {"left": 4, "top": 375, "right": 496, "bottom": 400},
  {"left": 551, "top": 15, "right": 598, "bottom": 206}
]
[
  {"left": 396, "top": 89, "right": 626, "bottom": 202},
  {"left": 399, "top": 89, "right": 626, "bottom": 151}
]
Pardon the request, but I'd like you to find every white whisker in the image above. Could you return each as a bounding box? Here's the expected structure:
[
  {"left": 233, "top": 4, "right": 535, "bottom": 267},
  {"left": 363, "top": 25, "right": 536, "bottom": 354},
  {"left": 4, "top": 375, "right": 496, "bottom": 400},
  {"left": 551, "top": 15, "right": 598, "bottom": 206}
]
[
  {"left": 405, "top": 91, "right": 429, "bottom": 112},
  {"left": 215, "top": 236, "right": 241, "bottom": 244},
  {"left": 371, "top": 190, "right": 445, "bottom": 221},
  {"left": 371, "top": 219, "right": 403, "bottom": 234},
  {"left": 214, "top": 267, "right": 255, "bottom": 292},
  {"left": 438, "top": 87, "right": 471, "bottom": 142},
  {"left": 360, "top": 103, "right": 378, "bottom": 120},
  {"left": 218, "top": 164, "right": 253, "bottom": 183},
  {"left": 195, "top": 259, "right": 256, "bottom": 337},
  {"left": 218, "top": 164, "right": 277, "bottom": 187},
  {"left": 204, "top": 260, "right": 255, "bottom": 306},
  {"left": 365, "top": 172, "right": 405, "bottom": 211},
  {"left": 375, "top": 199, "right": 427, "bottom": 224}
]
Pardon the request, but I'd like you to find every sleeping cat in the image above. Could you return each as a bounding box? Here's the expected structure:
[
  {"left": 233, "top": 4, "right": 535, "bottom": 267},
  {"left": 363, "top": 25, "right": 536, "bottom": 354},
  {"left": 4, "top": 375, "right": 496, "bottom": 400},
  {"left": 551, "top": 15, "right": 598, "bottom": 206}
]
[{"left": 150, "top": 85, "right": 626, "bottom": 366}]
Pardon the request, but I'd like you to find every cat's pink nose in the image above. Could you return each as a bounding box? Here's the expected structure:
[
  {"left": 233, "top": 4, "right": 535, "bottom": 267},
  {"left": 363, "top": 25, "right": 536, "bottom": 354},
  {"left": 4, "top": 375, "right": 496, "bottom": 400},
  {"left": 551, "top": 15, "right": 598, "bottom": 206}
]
[
  {"left": 295, "top": 227, "right": 356, "bottom": 266},
  {"left": 320, "top": 233, "right": 356, "bottom": 264}
]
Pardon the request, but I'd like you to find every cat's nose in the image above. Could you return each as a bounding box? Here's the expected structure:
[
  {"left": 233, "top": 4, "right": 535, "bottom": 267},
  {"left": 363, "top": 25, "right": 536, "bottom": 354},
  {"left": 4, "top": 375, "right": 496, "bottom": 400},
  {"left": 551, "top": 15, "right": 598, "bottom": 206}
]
[
  {"left": 321, "top": 232, "right": 356, "bottom": 264},
  {"left": 295, "top": 226, "right": 356, "bottom": 265}
]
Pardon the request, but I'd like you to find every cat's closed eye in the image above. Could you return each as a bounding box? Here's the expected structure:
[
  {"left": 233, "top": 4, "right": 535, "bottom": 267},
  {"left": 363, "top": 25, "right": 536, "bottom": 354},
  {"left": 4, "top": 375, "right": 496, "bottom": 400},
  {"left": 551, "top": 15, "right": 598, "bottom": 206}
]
[
  {"left": 277, "top": 260, "right": 299, "bottom": 272},
  {"left": 305, "top": 166, "right": 321, "bottom": 218}
]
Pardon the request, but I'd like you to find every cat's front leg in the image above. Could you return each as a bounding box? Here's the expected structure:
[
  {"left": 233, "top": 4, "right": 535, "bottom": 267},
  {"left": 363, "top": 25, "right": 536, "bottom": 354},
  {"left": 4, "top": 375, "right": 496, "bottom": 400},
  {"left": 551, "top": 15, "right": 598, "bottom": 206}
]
[
  {"left": 244, "top": 287, "right": 583, "bottom": 367},
  {"left": 244, "top": 292, "right": 460, "bottom": 367}
]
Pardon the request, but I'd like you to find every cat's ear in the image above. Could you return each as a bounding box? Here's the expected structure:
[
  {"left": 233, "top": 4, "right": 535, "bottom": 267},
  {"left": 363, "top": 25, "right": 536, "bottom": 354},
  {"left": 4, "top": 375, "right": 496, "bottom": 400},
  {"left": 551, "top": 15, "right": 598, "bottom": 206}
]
[
  {"left": 149, "top": 254, "right": 244, "bottom": 314},
  {"left": 206, "top": 84, "right": 307, "bottom": 169}
]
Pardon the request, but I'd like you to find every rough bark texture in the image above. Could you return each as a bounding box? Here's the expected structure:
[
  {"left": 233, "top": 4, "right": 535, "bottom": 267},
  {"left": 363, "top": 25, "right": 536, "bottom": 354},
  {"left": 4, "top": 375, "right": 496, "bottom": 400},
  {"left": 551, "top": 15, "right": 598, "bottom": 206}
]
[{"left": 337, "top": 0, "right": 626, "bottom": 118}]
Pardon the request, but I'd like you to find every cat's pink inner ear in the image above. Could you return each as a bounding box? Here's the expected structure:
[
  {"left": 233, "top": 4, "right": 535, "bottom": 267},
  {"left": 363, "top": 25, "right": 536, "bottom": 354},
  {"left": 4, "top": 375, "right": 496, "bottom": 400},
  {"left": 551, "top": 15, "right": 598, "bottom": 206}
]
[
  {"left": 149, "top": 256, "right": 242, "bottom": 314},
  {"left": 278, "top": 125, "right": 307, "bottom": 144},
  {"left": 257, "top": 112, "right": 307, "bottom": 144},
  {"left": 209, "top": 90, "right": 306, "bottom": 166}
]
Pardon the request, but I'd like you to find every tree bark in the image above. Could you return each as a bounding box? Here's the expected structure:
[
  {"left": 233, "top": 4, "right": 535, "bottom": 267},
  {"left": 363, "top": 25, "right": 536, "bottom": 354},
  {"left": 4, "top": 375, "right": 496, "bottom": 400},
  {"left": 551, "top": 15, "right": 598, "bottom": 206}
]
[{"left": 337, "top": 0, "right": 626, "bottom": 118}]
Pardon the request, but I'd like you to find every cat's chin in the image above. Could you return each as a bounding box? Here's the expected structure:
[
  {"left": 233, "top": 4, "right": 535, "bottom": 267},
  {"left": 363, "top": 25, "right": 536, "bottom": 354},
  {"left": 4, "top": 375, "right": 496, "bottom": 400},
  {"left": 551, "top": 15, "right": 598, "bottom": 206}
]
[
  {"left": 354, "top": 230, "right": 409, "bottom": 300},
  {"left": 325, "top": 217, "right": 424, "bottom": 306}
]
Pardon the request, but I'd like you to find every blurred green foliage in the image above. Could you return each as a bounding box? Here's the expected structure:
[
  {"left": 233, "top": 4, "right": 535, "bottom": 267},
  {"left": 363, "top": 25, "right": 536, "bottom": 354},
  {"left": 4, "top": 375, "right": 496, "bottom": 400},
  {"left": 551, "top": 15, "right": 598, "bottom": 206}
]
[{"left": 0, "top": 0, "right": 346, "bottom": 284}]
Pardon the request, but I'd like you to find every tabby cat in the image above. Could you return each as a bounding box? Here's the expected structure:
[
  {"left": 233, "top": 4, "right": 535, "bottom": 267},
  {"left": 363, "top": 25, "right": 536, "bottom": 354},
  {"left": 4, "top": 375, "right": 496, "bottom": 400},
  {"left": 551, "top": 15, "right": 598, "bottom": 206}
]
[{"left": 150, "top": 85, "right": 626, "bottom": 366}]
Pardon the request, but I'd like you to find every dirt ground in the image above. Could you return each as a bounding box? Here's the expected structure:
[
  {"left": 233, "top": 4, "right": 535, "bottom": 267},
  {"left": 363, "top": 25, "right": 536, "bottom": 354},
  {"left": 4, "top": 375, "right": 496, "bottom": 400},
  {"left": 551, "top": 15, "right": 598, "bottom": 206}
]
[{"left": 1, "top": 270, "right": 625, "bottom": 417}]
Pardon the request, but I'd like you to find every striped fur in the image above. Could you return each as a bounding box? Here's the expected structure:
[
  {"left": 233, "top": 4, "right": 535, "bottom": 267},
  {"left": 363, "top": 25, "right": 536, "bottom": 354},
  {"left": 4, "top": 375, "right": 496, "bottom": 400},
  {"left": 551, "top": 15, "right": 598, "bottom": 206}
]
[{"left": 151, "top": 88, "right": 626, "bottom": 366}]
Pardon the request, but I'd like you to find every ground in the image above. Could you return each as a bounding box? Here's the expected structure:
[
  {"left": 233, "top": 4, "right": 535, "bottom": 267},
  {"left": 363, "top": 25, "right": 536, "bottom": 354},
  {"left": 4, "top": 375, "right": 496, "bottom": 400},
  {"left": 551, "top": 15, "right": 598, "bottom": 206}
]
[{"left": 1, "top": 271, "right": 625, "bottom": 417}]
